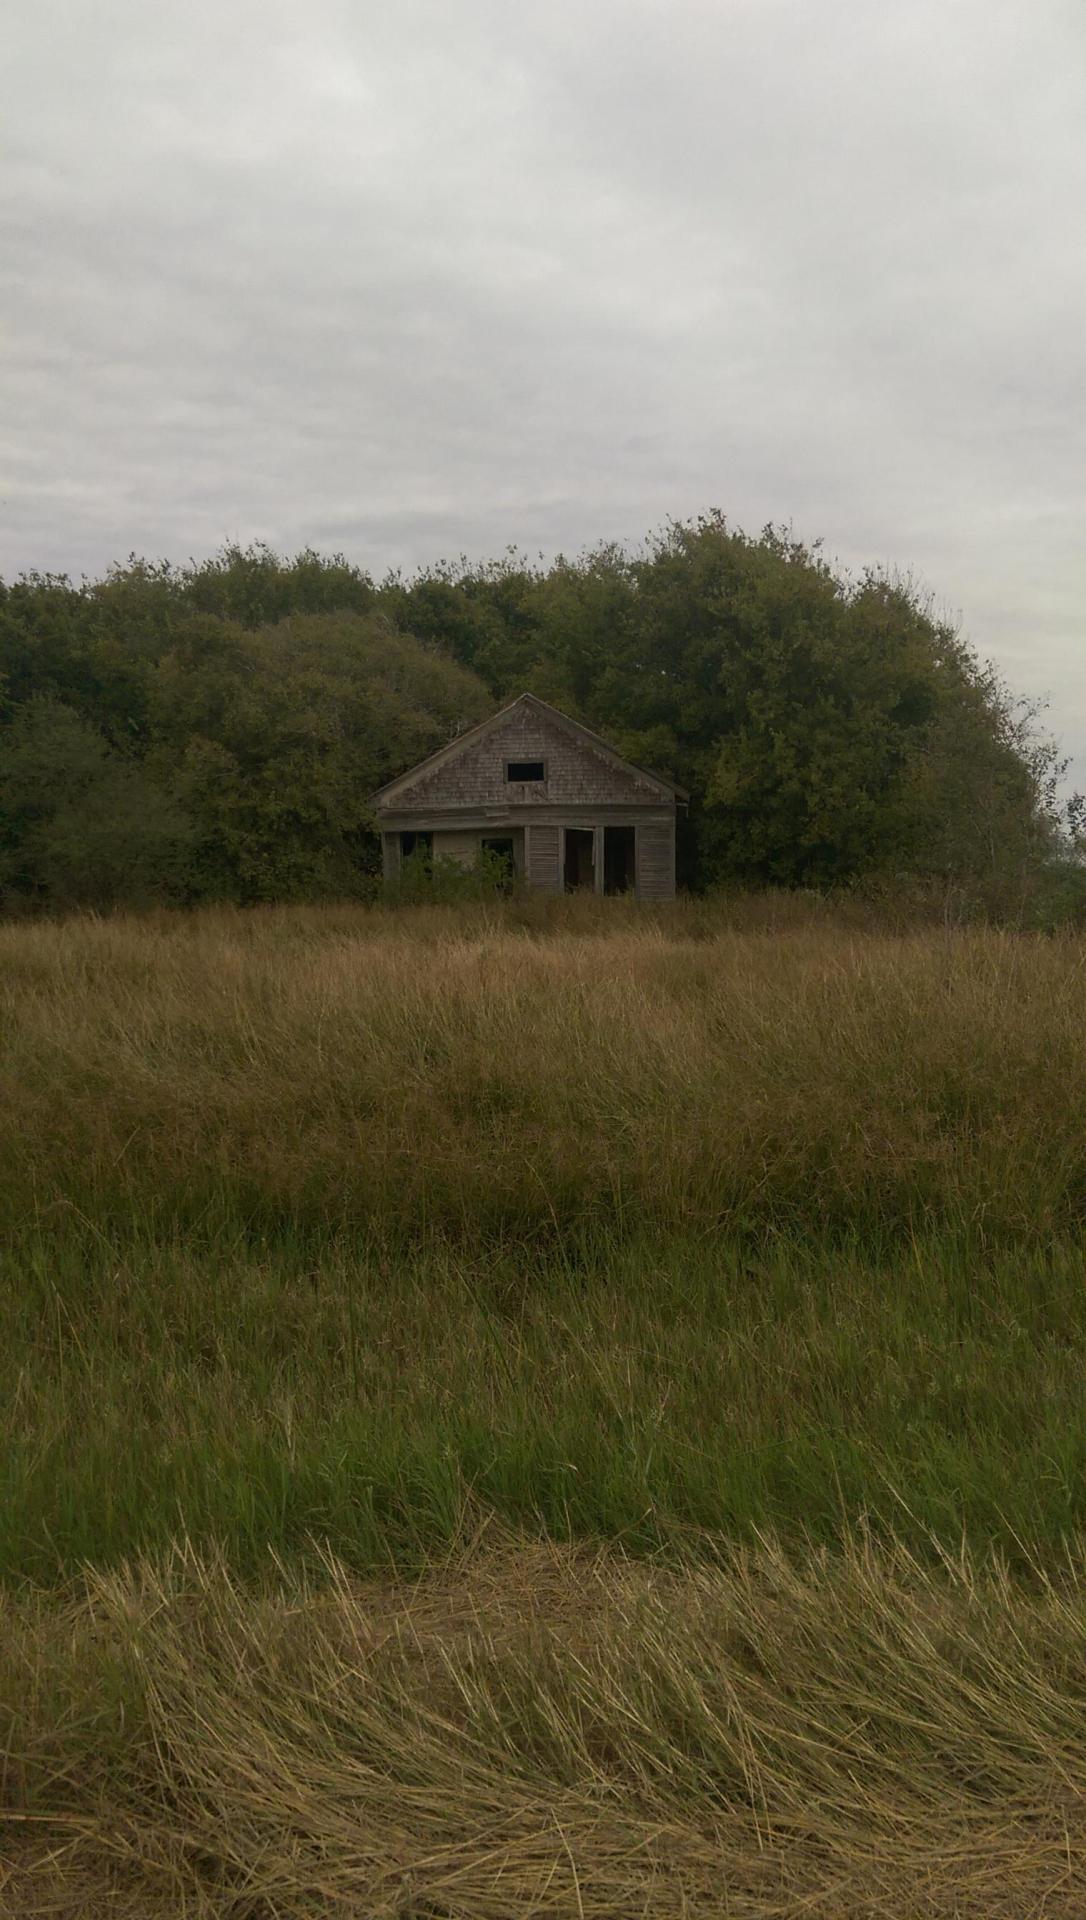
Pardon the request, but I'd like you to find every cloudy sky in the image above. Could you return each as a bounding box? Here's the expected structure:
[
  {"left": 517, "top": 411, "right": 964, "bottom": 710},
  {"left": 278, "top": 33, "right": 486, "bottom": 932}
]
[{"left": 4, "top": 0, "right": 1084, "bottom": 784}]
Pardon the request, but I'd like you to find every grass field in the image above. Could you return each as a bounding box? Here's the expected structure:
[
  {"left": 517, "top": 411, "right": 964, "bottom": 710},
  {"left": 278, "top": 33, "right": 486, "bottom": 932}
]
[{"left": 4, "top": 897, "right": 1086, "bottom": 1914}]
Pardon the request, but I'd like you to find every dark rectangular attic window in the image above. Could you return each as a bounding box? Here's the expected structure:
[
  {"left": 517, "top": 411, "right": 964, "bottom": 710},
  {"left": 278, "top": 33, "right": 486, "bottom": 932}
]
[{"left": 506, "top": 760, "right": 546, "bottom": 782}]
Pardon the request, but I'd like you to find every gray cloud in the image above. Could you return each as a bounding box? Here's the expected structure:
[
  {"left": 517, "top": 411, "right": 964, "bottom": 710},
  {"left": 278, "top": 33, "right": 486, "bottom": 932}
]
[{"left": 3, "top": 0, "right": 1083, "bottom": 784}]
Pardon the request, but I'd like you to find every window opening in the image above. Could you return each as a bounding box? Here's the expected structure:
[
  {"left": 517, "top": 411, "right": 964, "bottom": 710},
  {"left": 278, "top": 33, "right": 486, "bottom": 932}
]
[{"left": 506, "top": 760, "right": 546, "bottom": 782}]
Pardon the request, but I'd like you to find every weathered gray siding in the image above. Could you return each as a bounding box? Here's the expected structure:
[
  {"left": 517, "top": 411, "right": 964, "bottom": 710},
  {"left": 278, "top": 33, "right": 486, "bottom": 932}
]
[
  {"left": 635, "top": 821, "right": 675, "bottom": 902},
  {"left": 527, "top": 825, "right": 561, "bottom": 892},
  {"left": 396, "top": 706, "right": 662, "bottom": 811},
  {"left": 432, "top": 829, "right": 478, "bottom": 868}
]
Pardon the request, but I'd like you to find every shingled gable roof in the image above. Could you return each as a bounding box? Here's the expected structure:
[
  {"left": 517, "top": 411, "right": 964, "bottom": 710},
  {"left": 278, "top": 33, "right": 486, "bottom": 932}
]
[{"left": 371, "top": 692, "right": 689, "bottom": 805}]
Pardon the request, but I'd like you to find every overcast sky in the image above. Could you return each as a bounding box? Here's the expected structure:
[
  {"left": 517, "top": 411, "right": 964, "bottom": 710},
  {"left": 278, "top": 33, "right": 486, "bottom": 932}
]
[{"left": 4, "top": 0, "right": 1084, "bottom": 785}]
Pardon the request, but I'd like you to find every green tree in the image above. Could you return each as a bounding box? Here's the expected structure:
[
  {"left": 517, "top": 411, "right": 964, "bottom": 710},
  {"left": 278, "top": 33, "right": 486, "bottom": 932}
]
[
  {"left": 0, "top": 698, "right": 191, "bottom": 910},
  {"left": 148, "top": 612, "right": 492, "bottom": 903},
  {"left": 1, "top": 519, "right": 1069, "bottom": 912},
  {"left": 179, "top": 543, "right": 377, "bottom": 627}
]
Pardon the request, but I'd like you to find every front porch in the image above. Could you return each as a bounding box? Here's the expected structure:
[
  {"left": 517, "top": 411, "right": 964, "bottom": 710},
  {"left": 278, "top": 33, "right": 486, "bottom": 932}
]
[{"left": 382, "top": 815, "right": 661, "bottom": 896}]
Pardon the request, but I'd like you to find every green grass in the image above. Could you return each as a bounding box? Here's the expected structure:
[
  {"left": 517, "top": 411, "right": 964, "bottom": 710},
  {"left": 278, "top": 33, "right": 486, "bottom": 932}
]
[
  {"left": 2, "top": 898, "right": 1086, "bottom": 1586},
  {"left": 5, "top": 1219, "right": 1086, "bottom": 1585}
]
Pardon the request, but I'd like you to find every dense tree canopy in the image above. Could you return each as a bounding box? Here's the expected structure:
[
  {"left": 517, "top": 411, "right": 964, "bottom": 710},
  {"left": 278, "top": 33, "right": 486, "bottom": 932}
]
[{"left": 0, "top": 518, "right": 1075, "bottom": 914}]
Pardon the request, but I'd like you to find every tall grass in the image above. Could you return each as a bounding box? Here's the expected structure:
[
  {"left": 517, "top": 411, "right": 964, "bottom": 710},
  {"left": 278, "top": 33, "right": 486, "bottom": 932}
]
[
  {"left": 2, "top": 896, "right": 1084, "bottom": 1243},
  {"left": 2, "top": 898, "right": 1086, "bottom": 1583},
  {"left": 5, "top": 1227, "right": 1086, "bottom": 1585},
  {"left": 6, "top": 899, "right": 1086, "bottom": 1913}
]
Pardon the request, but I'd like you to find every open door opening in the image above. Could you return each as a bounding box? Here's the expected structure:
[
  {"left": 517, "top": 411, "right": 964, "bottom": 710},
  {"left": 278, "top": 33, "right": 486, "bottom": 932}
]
[
  {"left": 603, "top": 825, "right": 635, "bottom": 895},
  {"left": 481, "top": 835, "right": 516, "bottom": 893},
  {"left": 563, "top": 828, "right": 595, "bottom": 892}
]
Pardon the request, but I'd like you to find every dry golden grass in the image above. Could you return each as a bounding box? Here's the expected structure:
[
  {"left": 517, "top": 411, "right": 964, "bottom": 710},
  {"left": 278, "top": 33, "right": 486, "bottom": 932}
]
[
  {"left": 6, "top": 1531, "right": 1086, "bottom": 1918},
  {"left": 2, "top": 894, "right": 1084, "bottom": 1241}
]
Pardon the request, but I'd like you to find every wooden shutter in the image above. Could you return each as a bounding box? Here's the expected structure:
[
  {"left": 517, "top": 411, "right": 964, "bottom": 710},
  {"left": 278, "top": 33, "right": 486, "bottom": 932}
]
[
  {"left": 527, "top": 825, "right": 561, "bottom": 892},
  {"left": 635, "top": 821, "right": 675, "bottom": 901}
]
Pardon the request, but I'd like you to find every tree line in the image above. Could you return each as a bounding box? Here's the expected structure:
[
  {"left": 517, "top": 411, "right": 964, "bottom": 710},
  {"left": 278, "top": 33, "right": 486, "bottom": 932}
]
[{"left": 1, "top": 512, "right": 1079, "bottom": 918}]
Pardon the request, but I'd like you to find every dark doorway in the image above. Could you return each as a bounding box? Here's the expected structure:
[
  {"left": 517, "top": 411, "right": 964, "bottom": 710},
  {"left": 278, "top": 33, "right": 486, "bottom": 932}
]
[
  {"left": 563, "top": 828, "right": 595, "bottom": 892},
  {"left": 399, "top": 830, "right": 432, "bottom": 861},
  {"left": 603, "top": 825, "right": 635, "bottom": 896},
  {"left": 481, "top": 835, "right": 516, "bottom": 892}
]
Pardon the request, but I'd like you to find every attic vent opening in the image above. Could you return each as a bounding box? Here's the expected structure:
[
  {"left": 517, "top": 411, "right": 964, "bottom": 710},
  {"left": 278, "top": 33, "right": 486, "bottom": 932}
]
[{"left": 506, "top": 759, "right": 546, "bottom": 783}]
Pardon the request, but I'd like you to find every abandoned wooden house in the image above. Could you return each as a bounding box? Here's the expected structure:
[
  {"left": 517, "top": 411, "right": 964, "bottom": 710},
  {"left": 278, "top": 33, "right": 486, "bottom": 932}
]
[{"left": 373, "top": 693, "right": 686, "bottom": 899}]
